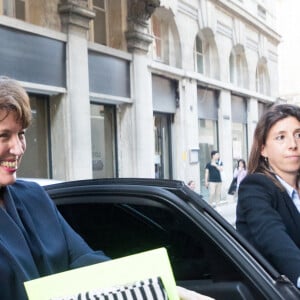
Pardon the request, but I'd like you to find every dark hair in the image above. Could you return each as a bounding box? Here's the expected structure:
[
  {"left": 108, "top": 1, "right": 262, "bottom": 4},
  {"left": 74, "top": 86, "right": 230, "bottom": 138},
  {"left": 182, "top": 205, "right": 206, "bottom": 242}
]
[
  {"left": 211, "top": 150, "right": 218, "bottom": 158},
  {"left": 0, "top": 76, "right": 32, "bottom": 128},
  {"left": 237, "top": 159, "right": 246, "bottom": 169},
  {"left": 248, "top": 103, "right": 300, "bottom": 186}
]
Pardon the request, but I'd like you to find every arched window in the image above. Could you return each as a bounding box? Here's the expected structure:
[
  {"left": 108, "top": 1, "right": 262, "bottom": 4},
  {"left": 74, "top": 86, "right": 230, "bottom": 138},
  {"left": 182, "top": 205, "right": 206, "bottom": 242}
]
[
  {"left": 152, "top": 14, "right": 163, "bottom": 61},
  {"left": 194, "top": 29, "right": 219, "bottom": 79},
  {"left": 150, "top": 8, "right": 181, "bottom": 68},
  {"left": 256, "top": 60, "right": 270, "bottom": 95},
  {"left": 195, "top": 36, "right": 204, "bottom": 74},
  {"left": 229, "top": 45, "right": 249, "bottom": 88}
]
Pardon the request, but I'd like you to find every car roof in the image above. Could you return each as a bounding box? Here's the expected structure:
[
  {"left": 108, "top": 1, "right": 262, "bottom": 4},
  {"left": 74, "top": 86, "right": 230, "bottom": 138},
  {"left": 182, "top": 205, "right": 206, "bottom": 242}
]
[{"left": 18, "top": 178, "right": 63, "bottom": 186}]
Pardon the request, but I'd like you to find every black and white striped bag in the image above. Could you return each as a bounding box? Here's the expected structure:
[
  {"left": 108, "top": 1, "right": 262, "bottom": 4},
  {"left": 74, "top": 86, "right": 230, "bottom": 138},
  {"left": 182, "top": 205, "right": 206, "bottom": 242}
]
[{"left": 50, "top": 276, "right": 169, "bottom": 300}]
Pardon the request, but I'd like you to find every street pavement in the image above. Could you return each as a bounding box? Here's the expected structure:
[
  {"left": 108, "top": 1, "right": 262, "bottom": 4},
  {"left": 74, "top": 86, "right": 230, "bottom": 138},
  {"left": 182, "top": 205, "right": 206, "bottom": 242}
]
[
  {"left": 199, "top": 188, "right": 237, "bottom": 226},
  {"left": 215, "top": 197, "right": 237, "bottom": 227}
]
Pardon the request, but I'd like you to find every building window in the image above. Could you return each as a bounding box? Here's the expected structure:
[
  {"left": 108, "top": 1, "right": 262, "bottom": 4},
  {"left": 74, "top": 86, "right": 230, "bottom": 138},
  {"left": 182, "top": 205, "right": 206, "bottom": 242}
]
[
  {"left": 154, "top": 113, "right": 172, "bottom": 179},
  {"left": 3, "top": 0, "right": 26, "bottom": 20},
  {"left": 229, "top": 46, "right": 248, "bottom": 88},
  {"left": 231, "top": 96, "right": 248, "bottom": 166},
  {"left": 258, "top": 5, "right": 266, "bottom": 20},
  {"left": 195, "top": 36, "right": 204, "bottom": 74},
  {"left": 89, "top": 0, "right": 107, "bottom": 45},
  {"left": 230, "top": 52, "right": 244, "bottom": 85},
  {"left": 152, "top": 14, "right": 163, "bottom": 61},
  {"left": 232, "top": 122, "right": 247, "bottom": 163},
  {"left": 18, "top": 95, "right": 50, "bottom": 178},
  {"left": 197, "top": 88, "right": 219, "bottom": 199},
  {"left": 256, "top": 62, "right": 269, "bottom": 95},
  {"left": 90, "top": 103, "right": 116, "bottom": 178},
  {"left": 258, "top": 101, "right": 269, "bottom": 119},
  {"left": 150, "top": 9, "right": 181, "bottom": 67},
  {"left": 198, "top": 119, "right": 218, "bottom": 198}
]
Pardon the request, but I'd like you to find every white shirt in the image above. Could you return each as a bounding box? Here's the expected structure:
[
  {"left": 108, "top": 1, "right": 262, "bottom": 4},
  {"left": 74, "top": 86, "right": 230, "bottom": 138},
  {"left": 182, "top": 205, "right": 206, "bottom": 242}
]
[{"left": 276, "top": 175, "right": 300, "bottom": 213}]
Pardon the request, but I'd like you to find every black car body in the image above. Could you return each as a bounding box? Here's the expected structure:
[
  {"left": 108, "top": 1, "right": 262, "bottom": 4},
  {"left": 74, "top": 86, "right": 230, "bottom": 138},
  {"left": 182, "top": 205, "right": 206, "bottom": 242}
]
[{"left": 44, "top": 178, "right": 300, "bottom": 300}]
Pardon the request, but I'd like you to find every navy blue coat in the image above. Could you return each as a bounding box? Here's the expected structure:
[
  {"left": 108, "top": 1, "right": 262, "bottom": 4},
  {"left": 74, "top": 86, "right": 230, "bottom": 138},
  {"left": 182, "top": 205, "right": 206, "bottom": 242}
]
[
  {"left": 0, "top": 180, "right": 110, "bottom": 299},
  {"left": 236, "top": 173, "right": 300, "bottom": 287}
]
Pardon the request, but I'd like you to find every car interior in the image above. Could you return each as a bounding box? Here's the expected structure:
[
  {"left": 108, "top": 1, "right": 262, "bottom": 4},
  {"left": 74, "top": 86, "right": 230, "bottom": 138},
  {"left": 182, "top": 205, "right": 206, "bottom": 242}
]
[{"left": 55, "top": 193, "right": 269, "bottom": 300}]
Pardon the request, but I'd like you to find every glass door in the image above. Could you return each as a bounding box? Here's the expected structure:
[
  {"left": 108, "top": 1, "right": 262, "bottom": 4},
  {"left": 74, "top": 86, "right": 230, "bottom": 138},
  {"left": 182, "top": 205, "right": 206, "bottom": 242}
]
[
  {"left": 90, "top": 103, "right": 116, "bottom": 178},
  {"left": 154, "top": 113, "right": 172, "bottom": 179}
]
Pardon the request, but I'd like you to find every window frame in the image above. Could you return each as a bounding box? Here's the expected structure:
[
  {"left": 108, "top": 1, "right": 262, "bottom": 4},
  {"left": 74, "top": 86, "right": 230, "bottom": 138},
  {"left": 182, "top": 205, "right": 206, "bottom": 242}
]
[
  {"left": 88, "top": 0, "right": 108, "bottom": 45},
  {"left": 195, "top": 35, "right": 204, "bottom": 74}
]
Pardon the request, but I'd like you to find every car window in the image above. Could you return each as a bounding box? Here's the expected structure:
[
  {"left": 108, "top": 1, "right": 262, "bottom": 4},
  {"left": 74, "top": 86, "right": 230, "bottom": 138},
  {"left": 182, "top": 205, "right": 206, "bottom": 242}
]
[{"left": 57, "top": 197, "right": 264, "bottom": 299}]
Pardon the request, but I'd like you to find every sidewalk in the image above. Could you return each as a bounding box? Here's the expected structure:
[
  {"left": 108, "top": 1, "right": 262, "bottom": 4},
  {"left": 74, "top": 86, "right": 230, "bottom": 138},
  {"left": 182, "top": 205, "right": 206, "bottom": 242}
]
[
  {"left": 200, "top": 189, "right": 237, "bottom": 226},
  {"left": 215, "top": 197, "right": 237, "bottom": 226}
]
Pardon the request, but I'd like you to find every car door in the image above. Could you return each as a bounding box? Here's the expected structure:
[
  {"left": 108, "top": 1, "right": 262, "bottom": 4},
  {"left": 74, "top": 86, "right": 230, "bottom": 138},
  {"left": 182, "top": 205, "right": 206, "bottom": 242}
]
[{"left": 45, "top": 179, "right": 300, "bottom": 300}]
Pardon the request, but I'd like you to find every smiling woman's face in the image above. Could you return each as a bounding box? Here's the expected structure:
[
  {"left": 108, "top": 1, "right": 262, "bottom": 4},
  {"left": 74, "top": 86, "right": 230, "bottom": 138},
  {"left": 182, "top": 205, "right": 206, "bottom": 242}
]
[
  {"left": 261, "top": 116, "right": 300, "bottom": 185},
  {"left": 0, "top": 110, "right": 26, "bottom": 186}
]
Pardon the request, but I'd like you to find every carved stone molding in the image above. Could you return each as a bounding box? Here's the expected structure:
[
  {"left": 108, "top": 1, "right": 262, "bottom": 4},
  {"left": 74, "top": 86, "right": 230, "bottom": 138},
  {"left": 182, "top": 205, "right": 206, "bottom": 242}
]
[
  {"left": 60, "top": 0, "right": 88, "bottom": 8},
  {"left": 128, "top": 0, "right": 160, "bottom": 25},
  {"left": 126, "top": 0, "right": 160, "bottom": 53},
  {"left": 58, "top": 0, "right": 95, "bottom": 33}
]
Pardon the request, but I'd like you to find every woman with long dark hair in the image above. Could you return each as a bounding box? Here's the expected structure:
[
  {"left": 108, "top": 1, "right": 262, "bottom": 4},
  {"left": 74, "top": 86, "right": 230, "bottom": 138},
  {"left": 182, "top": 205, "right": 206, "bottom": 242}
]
[{"left": 237, "top": 103, "right": 300, "bottom": 288}]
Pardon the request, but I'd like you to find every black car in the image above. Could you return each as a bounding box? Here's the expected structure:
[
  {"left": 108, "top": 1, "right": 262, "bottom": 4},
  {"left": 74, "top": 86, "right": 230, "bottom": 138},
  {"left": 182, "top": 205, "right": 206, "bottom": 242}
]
[{"left": 44, "top": 178, "right": 300, "bottom": 300}]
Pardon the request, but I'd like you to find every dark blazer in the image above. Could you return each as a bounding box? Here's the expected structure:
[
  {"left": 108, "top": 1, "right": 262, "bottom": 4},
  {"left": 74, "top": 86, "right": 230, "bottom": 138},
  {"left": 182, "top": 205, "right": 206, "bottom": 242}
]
[
  {"left": 236, "top": 173, "right": 300, "bottom": 287},
  {"left": 0, "top": 180, "right": 110, "bottom": 300}
]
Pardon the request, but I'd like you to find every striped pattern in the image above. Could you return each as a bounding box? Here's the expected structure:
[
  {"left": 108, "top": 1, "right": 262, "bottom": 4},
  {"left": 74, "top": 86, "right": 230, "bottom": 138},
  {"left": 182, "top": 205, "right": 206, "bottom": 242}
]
[{"left": 51, "top": 277, "right": 169, "bottom": 300}]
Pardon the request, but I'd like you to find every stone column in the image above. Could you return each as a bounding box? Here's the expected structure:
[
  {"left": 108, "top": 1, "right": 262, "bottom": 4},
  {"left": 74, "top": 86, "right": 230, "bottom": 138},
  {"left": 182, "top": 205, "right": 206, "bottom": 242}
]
[
  {"left": 218, "top": 89, "right": 233, "bottom": 200},
  {"left": 247, "top": 98, "right": 258, "bottom": 154},
  {"left": 58, "top": 1, "right": 95, "bottom": 180},
  {"left": 124, "top": 0, "right": 160, "bottom": 177}
]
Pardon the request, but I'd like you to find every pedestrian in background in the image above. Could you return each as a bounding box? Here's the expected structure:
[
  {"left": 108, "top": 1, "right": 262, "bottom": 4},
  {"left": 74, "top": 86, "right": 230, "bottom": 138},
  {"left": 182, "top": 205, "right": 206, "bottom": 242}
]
[
  {"left": 236, "top": 103, "right": 300, "bottom": 289},
  {"left": 205, "top": 150, "right": 223, "bottom": 207},
  {"left": 187, "top": 180, "right": 196, "bottom": 191},
  {"left": 233, "top": 159, "right": 247, "bottom": 194}
]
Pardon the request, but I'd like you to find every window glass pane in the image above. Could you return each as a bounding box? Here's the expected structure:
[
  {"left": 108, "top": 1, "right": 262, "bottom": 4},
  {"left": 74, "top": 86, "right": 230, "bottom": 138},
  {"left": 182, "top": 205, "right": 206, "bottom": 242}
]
[
  {"left": 231, "top": 97, "right": 248, "bottom": 167},
  {"left": 155, "top": 38, "right": 162, "bottom": 58},
  {"left": 152, "top": 15, "right": 162, "bottom": 59},
  {"left": 18, "top": 95, "right": 49, "bottom": 178},
  {"left": 198, "top": 119, "right": 218, "bottom": 199},
  {"left": 154, "top": 114, "right": 171, "bottom": 179},
  {"left": 2, "top": 0, "right": 13, "bottom": 16},
  {"left": 58, "top": 201, "right": 210, "bottom": 279},
  {"left": 90, "top": 103, "right": 116, "bottom": 178},
  {"left": 94, "top": 9, "right": 106, "bottom": 45},
  {"left": 57, "top": 197, "right": 265, "bottom": 298},
  {"left": 3, "top": 0, "right": 26, "bottom": 20},
  {"left": 94, "top": 0, "right": 105, "bottom": 9},
  {"left": 195, "top": 37, "right": 204, "bottom": 73},
  {"left": 196, "top": 36, "right": 202, "bottom": 51},
  {"left": 16, "top": 0, "right": 25, "bottom": 20},
  {"left": 197, "top": 89, "right": 218, "bottom": 120},
  {"left": 232, "top": 122, "right": 247, "bottom": 165},
  {"left": 197, "top": 54, "right": 203, "bottom": 74},
  {"left": 231, "top": 95, "right": 247, "bottom": 123},
  {"left": 258, "top": 101, "right": 268, "bottom": 119},
  {"left": 257, "top": 5, "right": 266, "bottom": 19},
  {"left": 256, "top": 64, "right": 268, "bottom": 94},
  {"left": 229, "top": 53, "right": 235, "bottom": 83}
]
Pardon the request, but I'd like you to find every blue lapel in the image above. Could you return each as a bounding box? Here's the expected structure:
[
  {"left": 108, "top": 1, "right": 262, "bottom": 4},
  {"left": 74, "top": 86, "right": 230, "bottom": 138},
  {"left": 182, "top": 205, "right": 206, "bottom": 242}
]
[{"left": 0, "top": 206, "right": 39, "bottom": 281}]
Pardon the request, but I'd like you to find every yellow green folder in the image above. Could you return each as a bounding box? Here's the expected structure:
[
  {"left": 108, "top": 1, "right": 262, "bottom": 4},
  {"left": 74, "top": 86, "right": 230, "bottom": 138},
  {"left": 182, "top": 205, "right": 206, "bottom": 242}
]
[{"left": 24, "top": 247, "right": 179, "bottom": 300}]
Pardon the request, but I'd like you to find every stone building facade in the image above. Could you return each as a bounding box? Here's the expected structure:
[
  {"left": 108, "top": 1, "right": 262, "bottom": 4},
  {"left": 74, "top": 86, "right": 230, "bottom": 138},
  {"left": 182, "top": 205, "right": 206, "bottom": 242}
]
[
  {"left": 277, "top": 0, "right": 300, "bottom": 106},
  {"left": 0, "top": 0, "right": 280, "bottom": 196}
]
